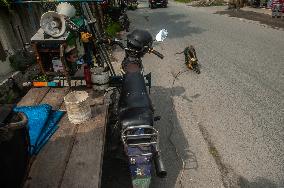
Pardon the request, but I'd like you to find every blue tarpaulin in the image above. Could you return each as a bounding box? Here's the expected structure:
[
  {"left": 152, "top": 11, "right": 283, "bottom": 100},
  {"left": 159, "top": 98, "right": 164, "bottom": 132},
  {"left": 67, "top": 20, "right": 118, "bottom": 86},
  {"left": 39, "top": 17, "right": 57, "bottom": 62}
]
[{"left": 14, "top": 104, "right": 64, "bottom": 155}]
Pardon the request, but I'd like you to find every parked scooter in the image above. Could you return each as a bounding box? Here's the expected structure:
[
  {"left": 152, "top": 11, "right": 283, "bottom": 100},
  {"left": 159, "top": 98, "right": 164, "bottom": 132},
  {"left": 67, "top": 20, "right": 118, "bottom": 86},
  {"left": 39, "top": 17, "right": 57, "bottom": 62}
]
[{"left": 100, "top": 29, "right": 167, "bottom": 188}]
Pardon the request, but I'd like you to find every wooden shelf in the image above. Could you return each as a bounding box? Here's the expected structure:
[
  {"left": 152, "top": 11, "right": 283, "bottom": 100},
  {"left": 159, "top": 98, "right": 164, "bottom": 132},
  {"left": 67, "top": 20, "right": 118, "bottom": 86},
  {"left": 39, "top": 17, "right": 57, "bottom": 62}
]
[{"left": 38, "top": 49, "right": 60, "bottom": 53}]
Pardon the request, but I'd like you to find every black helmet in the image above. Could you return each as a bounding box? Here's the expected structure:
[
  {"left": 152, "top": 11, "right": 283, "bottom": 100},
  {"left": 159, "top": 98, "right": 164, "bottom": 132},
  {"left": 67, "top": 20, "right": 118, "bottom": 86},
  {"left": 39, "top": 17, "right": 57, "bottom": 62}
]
[{"left": 126, "top": 30, "right": 153, "bottom": 54}]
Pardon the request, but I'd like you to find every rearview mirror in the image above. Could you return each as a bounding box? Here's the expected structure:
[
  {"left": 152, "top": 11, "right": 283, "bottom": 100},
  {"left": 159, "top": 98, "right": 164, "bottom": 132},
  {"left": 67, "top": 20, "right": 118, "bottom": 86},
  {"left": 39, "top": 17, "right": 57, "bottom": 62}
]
[{"left": 155, "top": 29, "right": 168, "bottom": 42}]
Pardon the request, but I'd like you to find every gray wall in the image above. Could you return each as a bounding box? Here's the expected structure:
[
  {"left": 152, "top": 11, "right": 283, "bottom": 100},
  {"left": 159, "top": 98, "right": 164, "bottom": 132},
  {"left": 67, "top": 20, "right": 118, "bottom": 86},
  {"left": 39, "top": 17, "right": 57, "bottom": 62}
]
[{"left": 0, "top": 5, "right": 43, "bottom": 78}]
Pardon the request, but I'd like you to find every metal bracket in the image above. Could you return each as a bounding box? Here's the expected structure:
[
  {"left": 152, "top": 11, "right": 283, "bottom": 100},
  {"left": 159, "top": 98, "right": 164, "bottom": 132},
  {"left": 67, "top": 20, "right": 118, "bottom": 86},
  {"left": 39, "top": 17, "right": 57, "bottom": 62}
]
[{"left": 144, "top": 72, "right": 151, "bottom": 94}]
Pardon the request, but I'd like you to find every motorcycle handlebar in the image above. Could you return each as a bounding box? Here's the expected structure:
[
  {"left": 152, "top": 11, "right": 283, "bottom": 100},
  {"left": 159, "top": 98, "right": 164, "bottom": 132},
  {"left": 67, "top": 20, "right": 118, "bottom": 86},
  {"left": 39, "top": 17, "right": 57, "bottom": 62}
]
[
  {"left": 98, "top": 39, "right": 164, "bottom": 59},
  {"left": 112, "top": 40, "right": 125, "bottom": 49},
  {"left": 149, "top": 48, "right": 164, "bottom": 59}
]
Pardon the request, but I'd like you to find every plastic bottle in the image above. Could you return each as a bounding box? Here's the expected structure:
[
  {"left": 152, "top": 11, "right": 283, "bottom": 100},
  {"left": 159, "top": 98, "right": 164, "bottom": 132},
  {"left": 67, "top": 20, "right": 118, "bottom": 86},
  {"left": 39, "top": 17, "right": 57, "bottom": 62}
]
[{"left": 84, "top": 65, "right": 92, "bottom": 88}]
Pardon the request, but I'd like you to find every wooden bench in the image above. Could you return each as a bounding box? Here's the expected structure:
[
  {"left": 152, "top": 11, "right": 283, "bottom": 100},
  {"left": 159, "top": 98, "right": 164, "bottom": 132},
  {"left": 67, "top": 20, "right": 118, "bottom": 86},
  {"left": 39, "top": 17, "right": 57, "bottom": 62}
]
[{"left": 18, "top": 87, "right": 108, "bottom": 188}]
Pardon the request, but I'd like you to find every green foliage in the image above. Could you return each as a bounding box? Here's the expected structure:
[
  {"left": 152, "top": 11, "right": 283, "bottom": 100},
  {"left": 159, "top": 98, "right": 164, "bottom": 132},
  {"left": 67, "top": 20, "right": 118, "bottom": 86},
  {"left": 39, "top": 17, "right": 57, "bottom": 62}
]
[
  {"left": 0, "top": 0, "right": 11, "bottom": 7},
  {"left": 192, "top": 0, "right": 226, "bottom": 6},
  {"left": 175, "top": 0, "right": 194, "bottom": 3},
  {"left": 70, "top": 2, "right": 83, "bottom": 16},
  {"left": 209, "top": 0, "right": 225, "bottom": 6},
  {"left": 175, "top": 0, "right": 225, "bottom": 5},
  {"left": 33, "top": 75, "right": 48, "bottom": 82},
  {"left": 105, "top": 20, "right": 122, "bottom": 37}
]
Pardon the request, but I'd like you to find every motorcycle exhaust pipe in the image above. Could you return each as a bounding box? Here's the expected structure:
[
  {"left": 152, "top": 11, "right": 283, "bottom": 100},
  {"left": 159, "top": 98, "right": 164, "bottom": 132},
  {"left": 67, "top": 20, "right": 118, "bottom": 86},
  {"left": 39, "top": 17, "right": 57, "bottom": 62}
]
[{"left": 154, "top": 154, "right": 167, "bottom": 178}]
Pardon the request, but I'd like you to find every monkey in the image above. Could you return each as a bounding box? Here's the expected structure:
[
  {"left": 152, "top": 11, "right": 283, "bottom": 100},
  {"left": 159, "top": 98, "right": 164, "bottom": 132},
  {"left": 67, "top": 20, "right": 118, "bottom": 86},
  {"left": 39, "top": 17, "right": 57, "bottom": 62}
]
[{"left": 176, "top": 45, "right": 200, "bottom": 74}]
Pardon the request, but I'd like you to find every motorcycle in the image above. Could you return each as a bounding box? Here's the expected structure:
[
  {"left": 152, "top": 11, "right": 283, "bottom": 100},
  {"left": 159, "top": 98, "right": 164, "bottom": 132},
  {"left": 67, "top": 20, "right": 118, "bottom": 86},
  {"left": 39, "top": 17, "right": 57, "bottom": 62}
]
[{"left": 101, "top": 29, "right": 167, "bottom": 187}]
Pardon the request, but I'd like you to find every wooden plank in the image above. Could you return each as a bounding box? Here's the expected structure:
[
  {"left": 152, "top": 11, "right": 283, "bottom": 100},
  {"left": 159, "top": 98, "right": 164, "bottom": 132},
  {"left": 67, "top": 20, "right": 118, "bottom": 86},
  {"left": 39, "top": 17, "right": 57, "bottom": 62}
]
[
  {"left": 17, "top": 87, "right": 50, "bottom": 107},
  {"left": 40, "top": 87, "right": 70, "bottom": 110},
  {"left": 60, "top": 104, "right": 108, "bottom": 188},
  {"left": 86, "top": 89, "right": 105, "bottom": 106},
  {"left": 24, "top": 99, "right": 77, "bottom": 188},
  {"left": 23, "top": 89, "right": 108, "bottom": 188},
  {"left": 17, "top": 87, "right": 49, "bottom": 188}
]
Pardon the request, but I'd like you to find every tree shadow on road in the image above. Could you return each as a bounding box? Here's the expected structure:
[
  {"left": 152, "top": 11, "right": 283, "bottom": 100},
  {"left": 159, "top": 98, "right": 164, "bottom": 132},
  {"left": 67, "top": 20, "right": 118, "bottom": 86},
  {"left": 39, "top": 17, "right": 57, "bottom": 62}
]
[
  {"left": 150, "top": 86, "right": 198, "bottom": 187},
  {"left": 128, "top": 9, "right": 206, "bottom": 39}
]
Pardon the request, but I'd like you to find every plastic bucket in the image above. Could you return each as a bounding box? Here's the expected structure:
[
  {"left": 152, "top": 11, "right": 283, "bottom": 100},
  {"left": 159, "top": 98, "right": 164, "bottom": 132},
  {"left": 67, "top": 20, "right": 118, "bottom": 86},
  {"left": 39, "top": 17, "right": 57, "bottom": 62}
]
[
  {"left": 91, "top": 67, "right": 109, "bottom": 91},
  {"left": 64, "top": 91, "right": 92, "bottom": 124},
  {"left": 0, "top": 112, "right": 29, "bottom": 188}
]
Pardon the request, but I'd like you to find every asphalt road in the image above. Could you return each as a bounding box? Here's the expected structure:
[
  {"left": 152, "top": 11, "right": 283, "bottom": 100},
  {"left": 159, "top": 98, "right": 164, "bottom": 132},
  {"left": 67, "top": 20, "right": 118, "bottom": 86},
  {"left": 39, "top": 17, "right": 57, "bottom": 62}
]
[{"left": 102, "top": 2, "right": 284, "bottom": 188}]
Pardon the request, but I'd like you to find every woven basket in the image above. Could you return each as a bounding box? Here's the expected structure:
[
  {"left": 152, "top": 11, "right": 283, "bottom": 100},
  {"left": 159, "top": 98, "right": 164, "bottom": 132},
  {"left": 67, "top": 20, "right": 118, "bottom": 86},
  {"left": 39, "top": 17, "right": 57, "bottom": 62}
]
[{"left": 64, "top": 91, "right": 92, "bottom": 124}]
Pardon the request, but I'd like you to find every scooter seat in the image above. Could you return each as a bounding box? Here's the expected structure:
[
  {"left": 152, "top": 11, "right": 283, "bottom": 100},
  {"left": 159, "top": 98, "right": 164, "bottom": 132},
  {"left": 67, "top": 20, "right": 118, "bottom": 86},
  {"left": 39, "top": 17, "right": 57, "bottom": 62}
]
[
  {"left": 120, "top": 107, "right": 153, "bottom": 129},
  {"left": 119, "top": 72, "right": 152, "bottom": 112}
]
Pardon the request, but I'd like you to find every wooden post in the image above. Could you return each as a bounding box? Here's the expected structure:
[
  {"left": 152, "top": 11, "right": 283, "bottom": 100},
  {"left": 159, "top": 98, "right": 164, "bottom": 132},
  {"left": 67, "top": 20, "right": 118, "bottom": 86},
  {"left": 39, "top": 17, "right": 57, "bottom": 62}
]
[
  {"left": 98, "top": 4, "right": 105, "bottom": 30},
  {"left": 60, "top": 44, "right": 71, "bottom": 87},
  {"left": 92, "top": 3, "right": 105, "bottom": 32},
  {"left": 32, "top": 43, "right": 45, "bottom": 75}
]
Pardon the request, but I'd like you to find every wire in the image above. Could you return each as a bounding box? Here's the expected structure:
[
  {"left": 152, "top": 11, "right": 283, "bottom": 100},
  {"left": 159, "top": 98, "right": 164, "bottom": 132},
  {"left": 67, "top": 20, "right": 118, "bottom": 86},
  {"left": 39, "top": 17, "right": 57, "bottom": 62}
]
[{"left": 171, "top": 70, "right": 189, "bottom": 86}]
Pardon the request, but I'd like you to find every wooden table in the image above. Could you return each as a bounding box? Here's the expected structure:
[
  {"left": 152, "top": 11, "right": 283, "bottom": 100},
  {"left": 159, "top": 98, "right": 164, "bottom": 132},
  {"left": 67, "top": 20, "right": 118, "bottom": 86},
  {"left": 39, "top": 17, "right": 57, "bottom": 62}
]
[{"left": 18, "top": 87, "right": 108, "bottom": 188}]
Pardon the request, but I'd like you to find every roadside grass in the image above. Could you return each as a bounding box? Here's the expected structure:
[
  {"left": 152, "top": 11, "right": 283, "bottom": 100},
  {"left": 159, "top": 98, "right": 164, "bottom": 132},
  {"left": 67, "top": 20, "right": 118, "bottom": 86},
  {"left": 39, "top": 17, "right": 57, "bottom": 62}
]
[
  {"left": 175, "top": 0, "right": 226, "bottom": 6},
  {"left": 193, "top": 0, "right": 226, "bottom": 6},
  {"left": 207, "top": 0, "right": 226, "bottom": 6},
  {"left": 175, "top": 0, "right": 194, "bottom": 3}
]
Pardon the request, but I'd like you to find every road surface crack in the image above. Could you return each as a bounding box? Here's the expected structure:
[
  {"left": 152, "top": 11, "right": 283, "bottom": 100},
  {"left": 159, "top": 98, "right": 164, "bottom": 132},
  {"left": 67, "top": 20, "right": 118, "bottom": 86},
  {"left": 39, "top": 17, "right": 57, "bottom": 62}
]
[{"left": 198, "top": 122, "right": 240, "bottom": 188}]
